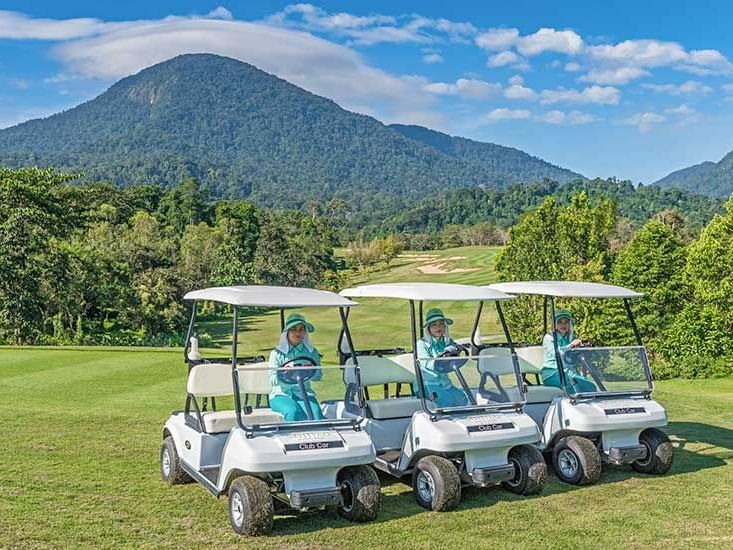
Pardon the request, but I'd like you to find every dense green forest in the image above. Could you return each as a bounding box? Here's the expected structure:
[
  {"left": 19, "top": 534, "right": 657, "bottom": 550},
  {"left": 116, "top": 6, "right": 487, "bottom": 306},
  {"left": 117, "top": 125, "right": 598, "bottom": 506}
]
[
  {"left": 655, "top": 151, "right": 733, "bottom": 197},
  {"left": 1, "top": 166, "right": 731, "bottom": 379},
  {"left": 0, "top": 54, "right": 581, "bottom": 207}
]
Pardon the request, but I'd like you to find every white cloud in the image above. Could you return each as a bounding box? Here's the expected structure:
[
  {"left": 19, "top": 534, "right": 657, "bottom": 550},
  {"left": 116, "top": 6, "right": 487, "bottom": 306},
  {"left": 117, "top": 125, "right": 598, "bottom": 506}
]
[
  {"left": 587, "top": 39, "right": 688, "bottom": 67},
  {"left": 487, "top": 51, "right": 529, "bottom": 70},
  {"left": 641, "top": 80, "right": 713, "bottom": 95},
  {"left": 722, "top": 83, "right": 733, "bottom": 93},
  {"left": 422, "top": 52, "right": 444, "bottom": 64},
  {"left": 267, "top": 4, "right": 476, "bottom": 46},
  {"left": 206, "top": 7, "right": 233, "bottom": 21},
  {"left": 565, "top": 62, "right": 581, "bottom": 72},
  {"left": 0, "top": 10, "right": 107, "bottom": 39},
  {"left": 475, "top": 27, "right": 519, "bottom": 51},
  {"left": 50, "top": 18, "right": 440, "bottom": 124},
  {"left": 517, "top": 28, "right": 584, "bottom": 56},
  {"left": 580, "top": 66, "right": 650, "bottom": 85},
  {"left": 509, "top": 74, "right": 524, "bottom": 85},
  {"left": 487, "top": 108, "right": 531, "bottom": 121},
  {"left": 540, "top": 85, "right": 620, "bottom": 105},
  {"left": 424, "top": 78, "right": 501, "bottom": 99},
  {"left": 619, "top": 111, "right": 666, "bottom": 133},
  {"left": 537, "top": 110, "right": 596, "bottom": 125},
  {"left": 665, "top": 104, "right": 695, "bottom": 116},
  {"left": 504, "top": 84, "right": 537, "bottom": 100}
]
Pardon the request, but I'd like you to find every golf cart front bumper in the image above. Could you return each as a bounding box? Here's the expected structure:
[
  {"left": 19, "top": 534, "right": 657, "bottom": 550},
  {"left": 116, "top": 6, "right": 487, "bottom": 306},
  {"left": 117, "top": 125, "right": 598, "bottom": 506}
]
[
  {"left": 608, "top": 444, "right": 647, "bottom": 465},
  {"left": 290, "top": 487, "right": 342, "bottom": 509},
  {"left": 471, "top": 463, "right": 515, "bottom": 486}
]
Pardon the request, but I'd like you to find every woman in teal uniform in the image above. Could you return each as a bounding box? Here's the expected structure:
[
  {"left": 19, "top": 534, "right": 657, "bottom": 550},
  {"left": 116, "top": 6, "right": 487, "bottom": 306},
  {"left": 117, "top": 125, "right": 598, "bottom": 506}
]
[
  {"left": 269, "top": 313, "right": 324, "bottom": 421},
  {"left": 541, "top": 309, "right": 596, "bottom": 395},
  {"left": 416, "top": 308, "right": 469, "bottom": 408}
]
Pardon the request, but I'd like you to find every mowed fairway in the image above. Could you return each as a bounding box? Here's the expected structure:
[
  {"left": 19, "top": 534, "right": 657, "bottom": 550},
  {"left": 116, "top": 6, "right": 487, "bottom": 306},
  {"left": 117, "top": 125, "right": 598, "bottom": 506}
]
[{"left": 1, "top": 247, "right": 733, "bottom": 548}]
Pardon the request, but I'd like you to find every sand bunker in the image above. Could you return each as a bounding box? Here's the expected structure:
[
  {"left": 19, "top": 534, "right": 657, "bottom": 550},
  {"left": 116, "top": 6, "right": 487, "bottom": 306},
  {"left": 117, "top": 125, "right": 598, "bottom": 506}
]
[{"left": 416, "top": 256, "right": 478, "bottom": 274}]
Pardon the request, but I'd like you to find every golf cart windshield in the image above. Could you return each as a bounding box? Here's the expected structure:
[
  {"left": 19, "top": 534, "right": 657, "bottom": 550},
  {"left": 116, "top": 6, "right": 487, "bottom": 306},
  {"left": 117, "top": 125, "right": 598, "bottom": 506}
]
[
  {"left": 235, "top": 362, "right": 363, "bottom": 430},
  {"left": 416, "top": 348, "right": 526, "bottom": 414},
  {"left": 559, "top": 345, "right": 652, "bottom": 396}
]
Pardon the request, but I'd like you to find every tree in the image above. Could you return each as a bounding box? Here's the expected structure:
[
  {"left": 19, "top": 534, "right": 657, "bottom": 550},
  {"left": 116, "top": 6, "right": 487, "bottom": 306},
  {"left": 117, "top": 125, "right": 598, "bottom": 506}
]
[
  {"left": 0, "top": 168, "right": 75, "bottom": 344},
  {"left": 157, "top": 178, "right": 210, "bottom": 234}
]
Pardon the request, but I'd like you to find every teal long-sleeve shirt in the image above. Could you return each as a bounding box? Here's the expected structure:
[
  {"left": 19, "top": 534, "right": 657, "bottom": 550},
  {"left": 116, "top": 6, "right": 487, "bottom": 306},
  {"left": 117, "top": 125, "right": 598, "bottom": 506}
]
[
  {"left": 541, "top": 332, "right": 578, "bottom": 383},
  {"left": 416, "top": 336, "right": 455, "bottom": 389},
  {"left": 268, "top": 343, "right": 322, "bottom": 399}
]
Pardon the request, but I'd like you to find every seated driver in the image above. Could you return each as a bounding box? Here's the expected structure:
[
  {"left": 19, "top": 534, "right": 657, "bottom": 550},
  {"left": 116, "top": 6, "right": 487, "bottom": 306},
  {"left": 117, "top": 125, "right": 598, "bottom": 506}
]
[
  {"left": 541, "top": 309, "right": 596, "bottom": 395},
  {"left": 268, "top": 313, "right": 324, "bottom": 421},
  {"left": 416, "top": 308, "right": 469, "bottom": 408}
]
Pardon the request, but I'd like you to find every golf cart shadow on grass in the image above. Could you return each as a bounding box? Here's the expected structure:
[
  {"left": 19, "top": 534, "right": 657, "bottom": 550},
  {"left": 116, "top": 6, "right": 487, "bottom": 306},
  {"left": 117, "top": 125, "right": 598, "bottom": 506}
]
[{"left": 577, "top": 421, "right": 732, "bottom": 484}]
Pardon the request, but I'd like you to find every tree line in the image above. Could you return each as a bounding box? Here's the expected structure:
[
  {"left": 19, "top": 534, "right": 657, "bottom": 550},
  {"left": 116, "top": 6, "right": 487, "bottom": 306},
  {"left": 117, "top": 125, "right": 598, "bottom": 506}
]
[{"left": 496, "top": 193, "right": 733, "bottom": 379}]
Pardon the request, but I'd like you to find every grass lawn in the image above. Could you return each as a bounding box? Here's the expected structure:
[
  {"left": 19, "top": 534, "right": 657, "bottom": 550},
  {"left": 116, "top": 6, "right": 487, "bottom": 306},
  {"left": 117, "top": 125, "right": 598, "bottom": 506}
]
[
  {"left": 0, "top": 348, "right": 731, "bottom": 548},
  {"left": 1, "top": 246, "right": 732, "bottom": 547}
]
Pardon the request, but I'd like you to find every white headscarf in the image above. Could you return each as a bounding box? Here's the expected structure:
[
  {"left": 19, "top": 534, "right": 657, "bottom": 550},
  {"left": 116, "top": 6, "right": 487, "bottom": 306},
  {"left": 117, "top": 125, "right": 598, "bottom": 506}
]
[{"left": 276, "top": 326, "right": 315, "bottom": 354}]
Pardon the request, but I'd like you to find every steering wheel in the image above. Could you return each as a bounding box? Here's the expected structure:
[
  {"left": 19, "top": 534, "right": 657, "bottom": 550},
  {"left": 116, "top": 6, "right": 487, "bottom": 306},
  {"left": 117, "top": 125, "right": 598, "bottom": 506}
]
[
  {"left": 433, "top": 344, "right": 469, "bottom": 373},
  {"left": 276, "top": 356, "right": 318, "bottom": 385}
]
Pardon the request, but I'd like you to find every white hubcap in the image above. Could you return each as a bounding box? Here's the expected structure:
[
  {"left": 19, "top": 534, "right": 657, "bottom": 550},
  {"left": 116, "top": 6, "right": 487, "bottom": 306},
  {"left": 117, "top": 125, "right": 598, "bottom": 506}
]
[
  {"left": 162, "top": 448, "right": 171, "bottom": 477},
  {"left": 558, "top": 449, "right": 579, "bottom": 478},
  {"left": 416, "top": 470, "right": 436, "bottom": 502},
  {"left": 230, "top": 492, "right": 244, "bottom": 527}
]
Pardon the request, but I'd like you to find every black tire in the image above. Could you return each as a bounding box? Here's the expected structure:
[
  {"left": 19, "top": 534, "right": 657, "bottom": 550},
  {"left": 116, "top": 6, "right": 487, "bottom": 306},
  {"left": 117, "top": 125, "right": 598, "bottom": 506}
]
[
  {"left": 228, "top": 476, "right": 273, "bottom": 536},
  {"left": 632, "top": 428, "right": 673, "bottom": 475},
  {"left": 160, "top": 436, "right": 191, "bottom": 485},
  {"left": 337, "top": 465, "right": 381, "bottom": 522},
  {"left": 552, "top": 436, "right": 601, "bottom": 486},
  {"left": 411, "top": 456, "right": 461, "bottom": 512},
  {"left": 502, "top": 445, "right": 547, "bottom": 495}
]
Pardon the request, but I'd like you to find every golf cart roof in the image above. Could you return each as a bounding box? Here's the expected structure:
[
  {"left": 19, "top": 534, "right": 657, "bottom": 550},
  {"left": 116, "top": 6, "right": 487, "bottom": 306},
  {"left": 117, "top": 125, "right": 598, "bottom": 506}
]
[
  {"left": 184, "top": 285, "right": 357, "bottom": 307},
  {"left": 488, "top": 281, "right": 643, "bottom": 299},
  {"left": 340, "top": 282, "right": 514, "bottom": 302}
]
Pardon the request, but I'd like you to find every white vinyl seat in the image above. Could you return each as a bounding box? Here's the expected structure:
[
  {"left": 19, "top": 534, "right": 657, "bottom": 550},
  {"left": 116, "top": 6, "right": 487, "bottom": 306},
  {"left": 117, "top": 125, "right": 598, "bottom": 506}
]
[
  {"left": 187, "top": 362, "right": 283, "bottom": 432},
  {"left": 524, "top": 385, "right": 563, "bottom": 403},
  {"left": 200, "top": 409, "right": 284, "bottom": 432},
  {"left": 347, "top": 355, "right": 420, "bottom": 420}
]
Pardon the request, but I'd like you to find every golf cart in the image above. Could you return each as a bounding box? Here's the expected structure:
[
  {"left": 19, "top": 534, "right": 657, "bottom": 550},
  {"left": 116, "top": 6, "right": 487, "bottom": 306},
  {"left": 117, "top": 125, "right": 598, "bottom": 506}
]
[
  {"left": 160, "top": 286, "right": 380, "bottom": 536},
  {"left": 326, "top": 283, "right": 546, "bottom": 512},
  {"left": 488, "top": 281, "right": 673, "bottom": 485}
]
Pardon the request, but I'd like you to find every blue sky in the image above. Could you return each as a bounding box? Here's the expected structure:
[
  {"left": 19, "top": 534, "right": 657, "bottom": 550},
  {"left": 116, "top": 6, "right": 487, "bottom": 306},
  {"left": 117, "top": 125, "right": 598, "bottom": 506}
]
[{"left": 2, "top": 1, "right": 733, "bottom": 183}]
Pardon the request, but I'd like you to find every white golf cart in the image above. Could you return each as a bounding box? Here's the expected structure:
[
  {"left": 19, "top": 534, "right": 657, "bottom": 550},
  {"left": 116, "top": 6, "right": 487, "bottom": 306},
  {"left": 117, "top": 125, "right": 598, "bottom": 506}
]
[
  {"left": 325, "top": 283, "right": 546, "bottom": 512},
  {"left": 488, "top": 281, "right": 673, "bottom": 485},
  {"left": 160, "top": 286, "right": 380, "bottom": 536}
]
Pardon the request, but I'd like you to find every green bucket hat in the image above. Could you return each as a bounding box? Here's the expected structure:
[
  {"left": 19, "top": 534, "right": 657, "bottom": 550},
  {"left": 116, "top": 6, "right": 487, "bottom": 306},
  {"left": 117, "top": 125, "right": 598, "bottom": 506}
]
[
  {"left": 282, "top": 313, "right": 314, "bottom": 334},
  {"left": 554, "top": 309, "right": 575, "bottom": 323},
  {"left": 423, "top": 308, "right": 454, "bottom": 328}
]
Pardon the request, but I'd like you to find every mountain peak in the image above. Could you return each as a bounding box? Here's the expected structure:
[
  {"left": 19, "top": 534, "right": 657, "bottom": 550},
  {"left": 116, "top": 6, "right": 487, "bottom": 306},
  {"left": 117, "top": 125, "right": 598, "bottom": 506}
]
[{"left": 0, "top": 54, "right": 582, "bottom": 206}]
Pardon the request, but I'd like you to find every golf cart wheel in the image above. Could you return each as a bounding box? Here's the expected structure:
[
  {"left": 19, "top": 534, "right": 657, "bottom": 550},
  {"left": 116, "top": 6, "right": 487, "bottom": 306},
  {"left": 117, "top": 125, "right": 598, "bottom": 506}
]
[
  {"left": 552, "top": 436, "right": 601, "bottom": 486},
  {"left": 502, "top": 445, "right": 547, "bottom": 496},
  {"left": 228, "top": 476, "right": 273, "bottom": 536},
  {"left": 632, "top": 428, "right": 673, "bottom": 475},
  {"left": 337, "top": 465, "right": 381, "bottom": 522},
  {"left": 412, "top": 456, "right": 461, "bottom": 512},
  {"left": 160, "top": 436, "right": 191, "bottom": 485}
]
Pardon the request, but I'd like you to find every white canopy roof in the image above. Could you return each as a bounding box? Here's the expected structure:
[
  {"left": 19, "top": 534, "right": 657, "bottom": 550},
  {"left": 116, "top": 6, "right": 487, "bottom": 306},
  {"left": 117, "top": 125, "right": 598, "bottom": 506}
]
[
  {"left": 488, "top": 281, "right": 642, "bottom": 299},
  {"left": 184, "top": 286, "right": 357, "bottom": 307},
  {"left": 340, "top": 282, "right": 514, "bottom": 302}
]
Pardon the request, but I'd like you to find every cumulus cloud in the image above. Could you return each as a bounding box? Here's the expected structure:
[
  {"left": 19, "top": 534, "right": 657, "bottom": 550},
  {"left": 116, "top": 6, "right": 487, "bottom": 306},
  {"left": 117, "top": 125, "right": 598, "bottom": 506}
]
[
  {"left": 537, "top": 110, "right": 596, "bottom": 125},
  {"left": 504, "top": 84, "right": 537, "bottom": 100},
  {"left": 487, "top": 108, "right": 531, "bottom": 122},
  {"left": 509, "top": 74, "right": 524, "bottom": 85},
  {"left": 475, "top": 28, "right": 519, "bottom": 51},
  {"left": 580, "top": 67, "right": 650, "bottom": 85},
  {"left": 267, "top": 4, "right": 476, "bottom": 46},
  {"left": 517, "top": 28, "right": 584, "bottom": 56},
  {"left": 422, "top": 52, "right": 444, "bottom": 64},
  {"left": 487, "top": 51, "right": 529, "bottom": 70},
  {"left": 641, "top": 80, "right": 712, "bottom": 95},
  {"left": 619, "top": 111, "right": 666, "bottom": 133},
  {"left": 0, "top": 10, "right": 107, "bottom": 39},
  {"left": 540, "top": 85, "right": 620, "bottom": 105},
  {"left": 565, "top": 62, "right": 582, "bottom": 72},
  {"left": 424, "top": 78, "right": 501, "bottom": 99}
]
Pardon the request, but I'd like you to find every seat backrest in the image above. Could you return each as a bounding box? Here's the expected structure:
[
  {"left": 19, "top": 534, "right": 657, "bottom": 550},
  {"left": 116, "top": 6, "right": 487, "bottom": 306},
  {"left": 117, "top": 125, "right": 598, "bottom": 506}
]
[
  {"left": 514, "top": 346, "right": 544, "bottom": 374},
  {"left": 187, "top": 362, "right": 272, "bottom": 397},
  {"left": 477, "top": 347, "right": 517, "bottom": 376},
  {"left": 346, "top": 355, "right": 416, "bottom": 387}
]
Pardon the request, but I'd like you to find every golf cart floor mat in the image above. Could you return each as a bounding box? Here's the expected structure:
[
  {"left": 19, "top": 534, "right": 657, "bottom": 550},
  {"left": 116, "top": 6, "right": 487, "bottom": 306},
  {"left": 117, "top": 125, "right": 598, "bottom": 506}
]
[
  {"left": 377, "top": 450, "right": 402, "bottom": 463},
  {"left": 199, "top": 465, "right": 221, "bottom": 485}
]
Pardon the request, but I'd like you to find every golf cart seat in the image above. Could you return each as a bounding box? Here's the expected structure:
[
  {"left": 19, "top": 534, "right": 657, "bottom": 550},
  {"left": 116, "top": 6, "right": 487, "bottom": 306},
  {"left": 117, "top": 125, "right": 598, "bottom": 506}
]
[
  {"left": 346, "top": 355, "right": 421, "bottom": 419},
  {"left": 514, "top": 346, "right": 544, "bottom": 374},
  {"left": 477, "top": 348, "right": 562, "bottom": 404},
  {"left": 187, "top": 362, "right": 283, "bottom": 432}
]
